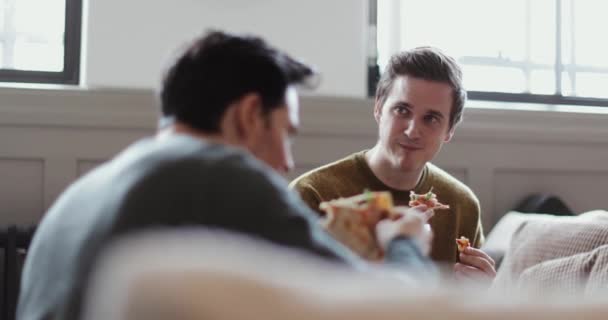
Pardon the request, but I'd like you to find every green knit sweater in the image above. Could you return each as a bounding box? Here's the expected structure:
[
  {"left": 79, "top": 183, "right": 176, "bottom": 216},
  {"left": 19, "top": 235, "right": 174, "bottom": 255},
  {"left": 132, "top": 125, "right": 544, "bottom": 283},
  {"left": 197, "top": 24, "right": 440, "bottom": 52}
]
[{"left": 290, "top": 150, "right": 484, "bottom": 263}]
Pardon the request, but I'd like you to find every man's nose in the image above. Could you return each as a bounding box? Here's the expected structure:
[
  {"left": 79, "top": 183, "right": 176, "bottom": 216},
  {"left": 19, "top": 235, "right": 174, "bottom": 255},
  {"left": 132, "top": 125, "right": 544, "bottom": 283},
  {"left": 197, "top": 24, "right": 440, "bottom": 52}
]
[
  {"left": 404, "top": 119, "right": 422, "bottom": 139},
  {"left": 285, "top": 155, "right": 295, "bottom": 173},
  {"left": 277, "top": 153, "right": 294, "bottom": 175}
]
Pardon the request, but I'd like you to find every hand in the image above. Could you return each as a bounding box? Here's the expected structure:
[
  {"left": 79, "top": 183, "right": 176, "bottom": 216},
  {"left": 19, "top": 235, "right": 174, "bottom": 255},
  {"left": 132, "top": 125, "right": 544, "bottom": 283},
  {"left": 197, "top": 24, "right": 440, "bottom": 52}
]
[
  {"left": 454, "top": 247, "right": 496, "bottom": 283},
  {"left": 375, "top": 205, "right": 434, "bottom": 255},
  {"left": 391, "top": 205, "right": 436, "bottom": 221}
]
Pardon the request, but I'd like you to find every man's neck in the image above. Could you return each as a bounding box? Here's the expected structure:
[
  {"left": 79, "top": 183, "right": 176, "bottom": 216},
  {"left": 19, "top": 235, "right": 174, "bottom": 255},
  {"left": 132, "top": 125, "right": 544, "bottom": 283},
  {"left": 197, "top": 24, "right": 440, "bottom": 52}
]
[
  {"left": 156, "top": 122, "right": 228, "bottom": 145},
  {"left": 365, "top": 145, "right": 424, "bottom": 191}
]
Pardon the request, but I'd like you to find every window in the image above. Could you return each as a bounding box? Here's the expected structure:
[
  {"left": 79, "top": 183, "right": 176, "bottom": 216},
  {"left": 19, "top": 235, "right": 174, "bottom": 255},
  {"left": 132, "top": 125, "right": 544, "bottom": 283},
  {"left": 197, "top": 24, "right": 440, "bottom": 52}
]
[
  {"left": 373, "top": 0, "right": 608, "bottom": 107},
  {"left": 0, "top": 0, "right": 82, "bottom": 84}
]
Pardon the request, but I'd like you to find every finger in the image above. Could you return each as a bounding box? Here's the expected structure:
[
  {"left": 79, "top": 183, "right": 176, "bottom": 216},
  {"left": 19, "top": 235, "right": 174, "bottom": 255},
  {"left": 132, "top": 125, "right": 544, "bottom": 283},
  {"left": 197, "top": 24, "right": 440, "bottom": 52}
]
[
  {"left": 395, "top": 204, "right": 428, "bottom": 214},
  {"left": 393, "top": 205, "right": 425, "bottom": 215},
  {"left": 419, "top": 225, "right": 434, "bottom": 256},
  {"left": 463, "top": 247, "right": 496, "bottom": 266},
  {"left": 454, "top": 263, "right": 492, "bottom": 280},
  {"left": 453, "top": 263, "right": 479, "bottom": 275},
  {"left": 421, "top": 209, "right": 434, "bottom": 221},
  {"left": 388, "top": 206, "right": 407, "bottom": 220},
  {"left": 410, "top": 204, "right": 429, "bottom": 213},
  {"left": 396, "top": 211, "right": 424, "bottom": 224},
  {"left": 458, "top": 254, "right": 496, "bottom": 277},
  {"left": 406, "top": 204, "right": 433, "bottom": 221},
  {"left": 459, "top": 253, "right": 495, "bottom": 275}
]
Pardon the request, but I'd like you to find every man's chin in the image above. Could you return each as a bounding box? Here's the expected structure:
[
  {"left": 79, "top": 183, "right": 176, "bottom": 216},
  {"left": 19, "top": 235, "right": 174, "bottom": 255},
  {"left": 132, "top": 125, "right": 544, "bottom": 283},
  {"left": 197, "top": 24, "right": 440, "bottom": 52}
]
[{"left": 396, "top": 158, "right": 424, "bottom": 173}]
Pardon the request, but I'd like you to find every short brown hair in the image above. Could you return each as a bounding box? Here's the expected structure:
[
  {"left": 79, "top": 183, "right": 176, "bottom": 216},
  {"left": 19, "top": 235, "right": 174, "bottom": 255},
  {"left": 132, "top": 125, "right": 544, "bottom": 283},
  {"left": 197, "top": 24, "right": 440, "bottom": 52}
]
[{"left": 375, "top": 47, "right": 466, "bottom": 129}]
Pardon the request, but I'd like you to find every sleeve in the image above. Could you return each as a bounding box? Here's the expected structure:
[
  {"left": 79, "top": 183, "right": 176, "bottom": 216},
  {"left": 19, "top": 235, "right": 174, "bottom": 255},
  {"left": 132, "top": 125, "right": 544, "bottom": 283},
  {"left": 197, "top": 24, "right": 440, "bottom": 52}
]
[
  {"left": 289, "top": 181, "right": 325, "bottom": 216},
  {"left": 473, "top": 221, "right": 485, "bottom": 249},
  {"left": 385, "top": 237, "right": 438, "bottom": 276},
  {"left": 192, "top": 156, "right": 366, "bottom": 266},
  {"left": 471, "top": 198, "right": 485, "bottom": 249}
]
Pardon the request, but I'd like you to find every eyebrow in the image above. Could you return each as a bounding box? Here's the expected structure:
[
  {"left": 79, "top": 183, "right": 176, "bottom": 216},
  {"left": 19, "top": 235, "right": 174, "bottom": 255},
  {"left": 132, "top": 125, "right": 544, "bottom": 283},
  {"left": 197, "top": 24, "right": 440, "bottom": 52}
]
[
  {"left": 393, "top": 101, "right": 411, "bottom": 108},
  {"left": 427, "top": 110, "right": 445, "bottom": 119}
]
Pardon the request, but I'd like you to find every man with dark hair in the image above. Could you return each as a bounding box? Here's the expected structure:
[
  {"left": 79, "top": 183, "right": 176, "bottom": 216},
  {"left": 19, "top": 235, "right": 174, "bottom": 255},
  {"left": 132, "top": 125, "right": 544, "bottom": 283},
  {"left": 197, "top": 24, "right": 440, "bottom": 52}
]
[
  {"left": 291, "top": 47, "right": 496, "bottom": 280},
  {"left": 18, "top": 31, "right": 434, "bottom": 320}
]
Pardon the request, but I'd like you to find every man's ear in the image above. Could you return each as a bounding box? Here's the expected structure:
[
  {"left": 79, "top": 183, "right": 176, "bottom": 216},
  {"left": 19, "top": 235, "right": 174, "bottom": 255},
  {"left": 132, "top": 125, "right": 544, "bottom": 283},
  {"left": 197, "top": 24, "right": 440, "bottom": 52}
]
[
  {"left": 233, "top": 93, "right": 264, "bottom": 140},
  {"left": 373, "top": 100, "right": 382, "bottom": 124},
  {"left": 444, "top": 127, "right": 455, "bottom": 143}
]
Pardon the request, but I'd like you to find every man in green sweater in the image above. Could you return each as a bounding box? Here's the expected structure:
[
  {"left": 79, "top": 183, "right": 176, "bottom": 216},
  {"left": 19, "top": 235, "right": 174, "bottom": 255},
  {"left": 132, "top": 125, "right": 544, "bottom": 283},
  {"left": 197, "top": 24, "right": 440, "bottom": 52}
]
[{"left": 291, "top": 47, "right": 496, "bottom": 282}]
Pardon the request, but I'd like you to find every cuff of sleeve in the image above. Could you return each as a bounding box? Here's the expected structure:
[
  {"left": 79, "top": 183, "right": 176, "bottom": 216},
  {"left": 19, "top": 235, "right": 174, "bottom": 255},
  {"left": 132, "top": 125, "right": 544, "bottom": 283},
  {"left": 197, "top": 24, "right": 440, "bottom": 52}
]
[{"left": 385, "top": 237, "right": 437, "bottom": 277}]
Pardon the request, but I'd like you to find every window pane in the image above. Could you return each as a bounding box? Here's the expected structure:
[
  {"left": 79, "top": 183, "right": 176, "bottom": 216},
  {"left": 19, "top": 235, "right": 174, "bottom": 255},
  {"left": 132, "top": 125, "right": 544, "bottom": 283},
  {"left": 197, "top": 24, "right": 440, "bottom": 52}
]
[
  {"left": 568, "top": 1, "right": 608, "bottom": 69},
  {"left": 464, "top": 65, "right": 525, "bottom": 93},
  {"left": 15, "top": 0, "right": 65, "bottom": 39},
  {"left": 1, "top": 0, "right": 80, "bottom": 84},
  {"left": 6, "top": 0, "right": 65, "bottom": 71},
  {"left": 528, "top": 0, "right": 555, "bottom": 65},
  {"left": 378, "top": 0, "right": 556, "bottom": 94},
  {"left": 0, "top": 1, "right": 5, "bottom": 34},
  {"left": 574, "top": 72, "right": 608, "bottom": 99},
  {"left": 561, "top": 0, "right": 608, "bottom": 99},
  {"left": 529, "top": 70, "right": 555, "bottom": 95},
  {"left": 13, "top": 40, "right": 63, "bottom": 71}
]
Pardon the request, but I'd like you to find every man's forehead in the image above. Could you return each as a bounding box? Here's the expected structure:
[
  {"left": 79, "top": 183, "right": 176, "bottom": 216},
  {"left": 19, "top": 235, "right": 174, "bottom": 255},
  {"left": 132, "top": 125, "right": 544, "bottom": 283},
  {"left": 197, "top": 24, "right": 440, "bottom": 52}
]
[{"left": 388, "top": 76, "right": 453, "bottom": 111}]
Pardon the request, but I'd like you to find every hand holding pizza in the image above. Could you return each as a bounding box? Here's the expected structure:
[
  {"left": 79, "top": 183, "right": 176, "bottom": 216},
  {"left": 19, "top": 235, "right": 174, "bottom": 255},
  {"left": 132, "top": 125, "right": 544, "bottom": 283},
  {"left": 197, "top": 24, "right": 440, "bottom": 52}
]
[
  {"left": 375, "top": 205, "right": 434, "bottom": 256},
  {"left": 319, "top": 191, "right": 436, "bottom": 260},
  {"left": 453, "top": 238, "right": 496, "bottom": 283}
]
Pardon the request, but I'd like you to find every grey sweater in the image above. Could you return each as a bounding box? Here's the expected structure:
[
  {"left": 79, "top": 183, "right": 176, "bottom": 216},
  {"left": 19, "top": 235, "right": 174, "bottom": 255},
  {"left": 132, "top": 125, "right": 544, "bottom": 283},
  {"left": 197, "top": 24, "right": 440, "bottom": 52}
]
[{"left": 18, "top": 135, "right": 433, "bottom": 320}]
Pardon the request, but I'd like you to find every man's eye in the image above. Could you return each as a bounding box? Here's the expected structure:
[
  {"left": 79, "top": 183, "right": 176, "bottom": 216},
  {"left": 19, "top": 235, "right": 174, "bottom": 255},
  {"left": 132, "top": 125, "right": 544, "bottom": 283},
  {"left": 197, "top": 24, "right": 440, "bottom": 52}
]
[
  {"left": 394, "top": 106, "right": 408, "bottom": 115},
  {"left": 425, "top": 115, "right": 440, "bottom": 125}
]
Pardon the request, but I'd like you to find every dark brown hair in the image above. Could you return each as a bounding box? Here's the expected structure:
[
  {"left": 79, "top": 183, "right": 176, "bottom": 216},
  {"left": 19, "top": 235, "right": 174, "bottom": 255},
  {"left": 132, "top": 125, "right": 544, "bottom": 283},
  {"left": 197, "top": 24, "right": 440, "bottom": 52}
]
[
  {"left": 375, "top": 47, "right": 466, "bottom": 129},
  {"left": 160, "top": 30, "right": 314, "bottom": 132}
]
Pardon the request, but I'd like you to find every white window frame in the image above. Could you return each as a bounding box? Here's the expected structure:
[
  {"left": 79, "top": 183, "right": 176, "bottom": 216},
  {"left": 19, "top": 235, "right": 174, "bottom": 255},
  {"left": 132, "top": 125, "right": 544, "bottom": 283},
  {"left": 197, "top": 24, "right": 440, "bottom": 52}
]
[{"left": 370, "top": 0, "right": 608, "bottom": 107}]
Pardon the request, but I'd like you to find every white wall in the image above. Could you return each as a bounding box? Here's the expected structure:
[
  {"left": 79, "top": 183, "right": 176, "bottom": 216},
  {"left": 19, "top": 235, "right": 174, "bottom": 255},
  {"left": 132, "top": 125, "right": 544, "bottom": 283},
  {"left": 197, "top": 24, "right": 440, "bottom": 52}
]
[
  {"left": 1, "top": 87, "right": 607, "bottom": 230},
  {"left": 84, "top": 0, "right": 368, "bottom": 97}
]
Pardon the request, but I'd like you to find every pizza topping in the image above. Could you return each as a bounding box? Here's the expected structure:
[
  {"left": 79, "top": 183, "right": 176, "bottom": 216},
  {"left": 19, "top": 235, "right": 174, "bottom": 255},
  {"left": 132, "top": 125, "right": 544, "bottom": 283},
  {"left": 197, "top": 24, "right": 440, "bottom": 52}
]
[
  {"left": 408, "top": 187, "right": 450, "bottom": 210},
  {"left": 456, "top": 236, "right": 470, "bottom": 253}
]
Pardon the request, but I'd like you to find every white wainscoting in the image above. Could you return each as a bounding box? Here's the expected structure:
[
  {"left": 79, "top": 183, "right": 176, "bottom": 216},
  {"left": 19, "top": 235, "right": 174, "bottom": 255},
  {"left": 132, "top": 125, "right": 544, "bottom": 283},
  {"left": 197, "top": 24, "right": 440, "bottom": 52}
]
[{"left": 1, "top": 87, "right": 607, "bottom": 231}]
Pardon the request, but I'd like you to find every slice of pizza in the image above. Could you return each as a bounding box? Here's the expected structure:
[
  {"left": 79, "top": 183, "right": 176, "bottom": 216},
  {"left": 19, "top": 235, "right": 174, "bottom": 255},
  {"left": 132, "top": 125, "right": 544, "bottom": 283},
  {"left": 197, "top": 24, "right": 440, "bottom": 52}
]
[
  {"left": 319, "top": 191, "right": 397, "bottom": 261},
  {"left": 408, "top": 187, "right": 450, "bottom": 210},
  {"left": 456, "top": 236, "right": 470, "bottom": 253}
]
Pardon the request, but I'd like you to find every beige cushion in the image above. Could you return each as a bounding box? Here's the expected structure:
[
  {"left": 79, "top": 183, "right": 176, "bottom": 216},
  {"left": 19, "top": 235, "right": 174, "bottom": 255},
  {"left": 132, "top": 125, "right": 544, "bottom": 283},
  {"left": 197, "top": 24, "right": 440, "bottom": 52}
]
[
  {"left": 517, "top": 245, "right": 604, "bottom": 294},
  {"left": 483, "top": 211, "right": 554, "bottom": 255},
  {"left": 586, "top": 246, "right": 608, "bottom": 295},
  {"left": 83, "top": 232, "right": 608, "bottom": 320},
  {"left": 493, "top": 210, "right": 608, "bottom": 294},
  {"left": 84, "top": 229, "right": 608, "bottom": 320},
  {"left": 482, "top": 211, "right": 556, "bottom": 265}
]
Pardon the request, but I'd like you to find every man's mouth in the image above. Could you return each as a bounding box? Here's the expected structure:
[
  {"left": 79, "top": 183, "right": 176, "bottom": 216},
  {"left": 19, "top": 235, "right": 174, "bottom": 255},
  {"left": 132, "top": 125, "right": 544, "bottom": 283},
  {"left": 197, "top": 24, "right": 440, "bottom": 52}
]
[{"left": 397, "top": 142, "right": 423, "bottom": 151}]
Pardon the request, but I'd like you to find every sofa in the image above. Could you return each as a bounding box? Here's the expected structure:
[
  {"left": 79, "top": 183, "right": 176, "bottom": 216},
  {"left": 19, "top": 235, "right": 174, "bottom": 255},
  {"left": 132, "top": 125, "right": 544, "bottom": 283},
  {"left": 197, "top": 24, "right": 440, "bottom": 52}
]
[
  {"left": 488, "top": 210, "right": 608, "bottom": 295},
  {"left": 83, "top": 224, "right": 608, "bottom": 320}
]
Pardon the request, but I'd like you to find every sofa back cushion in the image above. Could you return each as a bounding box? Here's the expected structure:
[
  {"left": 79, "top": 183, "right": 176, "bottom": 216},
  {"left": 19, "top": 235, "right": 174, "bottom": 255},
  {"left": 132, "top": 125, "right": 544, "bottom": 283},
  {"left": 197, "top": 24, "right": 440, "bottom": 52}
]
[{"left": 492, "top": 210, "right": 608, "bottom": 294}]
